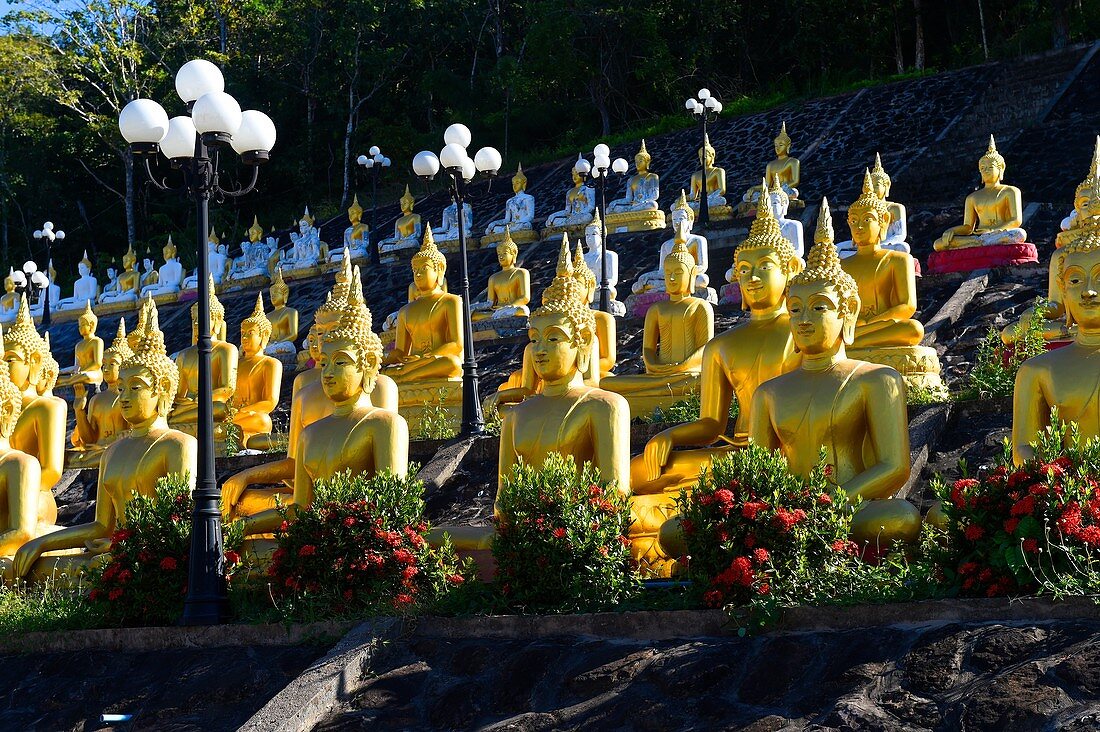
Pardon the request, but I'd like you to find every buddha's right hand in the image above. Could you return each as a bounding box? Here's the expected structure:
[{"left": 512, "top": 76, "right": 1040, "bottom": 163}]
[{"left": 644, "top": 433, "right": 675, "bottom": 482}]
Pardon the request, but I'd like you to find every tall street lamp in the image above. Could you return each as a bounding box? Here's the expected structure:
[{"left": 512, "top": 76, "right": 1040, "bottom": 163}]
[
  {"left": 684, "top": 88, "right": 723, "bottom": 226},
  {"left": 356, "top": 146, "right": 391, "bottom": 265},
  {"left": 28, "top": 221, "right": 64, "bottom": 330},
  {"left": 574, "top": 145, "right": 628, "bottom": 313},
  {"left": 118, "top": 58, "right": 276, "bottom": 625},
  {"left": 412, "top": 123, "right": 501, "bottom": 436}
]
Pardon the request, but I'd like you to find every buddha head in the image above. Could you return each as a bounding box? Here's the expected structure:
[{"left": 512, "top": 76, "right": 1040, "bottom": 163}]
[
  {"left": 119, "top": 299, "right": 179, "bottom": 423},
  {"left": 788, "top": 241, "right": 861, "bottom": 354},
  {"left": 163, "top": 235, "right": 177, "bottom": 262},
  {"left": 531, "top": 239, "right": 594, "bottom": 383},
  {"left": 298, "top": 207, "right": 315, "bottom": 234},
  {"left": 1073, "top": 136, "right": 1100, "bottom": 221},
  {"left": 102, "top": 318, "right": 133, "bottom": 389},
  {"left": 241, "top": 294, "right": 272, "bottom": 358},
  {"left": 847, "top": 169, "right": 892, "bottom": 249},
  {"left": 400, "top": 185, "right": 416, "bottom": 215},
  {"left": 734, "top": 178, "right": 802, "bottom": 313},
  {"left": 348, "top": 195, "right": 364, "bottom": 227},
  {"left": 766, "top": 174, "right": 790, "bottom": 219},
  {"left": 4, "top": 296, "right": 47, "bottom": 392},
  {"left": 498, "top": 227, "right": 518, "bottom": 269},
  {"left": 319, "top": 266, "right": 382, "bottom": 401},
  {"left": 78, "top": 251, "right": 92, "bottom": 278},
  {"left": 698, "top": 134, "right": 716, "bottom": 168},
  {"left": 635, "top": 140, "right": 652, "bottom": 174},
  {"left": 512, "top": 164, "right": 527, "bottom": 194},
  {"left": 1058, "top": 229, "right": 1100, "bottom": 332},
  {"left": 411, "top": 228, "right": 447, "bottom": 294},
  {"left": 774, "top": 122, "right": 792, "bottom": 158},
  {"left": 584, "top": 209, "right": 603, "bottom": 253},
  {"left": 978, "top": 135, "right": 1006, "bottom": 185},
  {"left": 870, "top": 152, "right": 892, "bottom": 200},
  {"left": 671, "top": 190, "right": 696, "bottom": 241},
  {"left": 123, "top": 244, "right": 138, "bottom": 272},
  {"left": 270, "top": 267, "right": 290, "bottom": 308},
  {"left": 78, "top": 300, "right": 98, "bottom": 338},
  {"left": 189, "top": 276, "right": 226, "bottom": 345},
  {"left": 572, "top": 238, "right": 598, "bottom": 304},
  {"left": 0, "top": 333, "right": 24, "bottom": 442},
  {"left": 664, "top": 239, "right": 697, "bottom": 297}
]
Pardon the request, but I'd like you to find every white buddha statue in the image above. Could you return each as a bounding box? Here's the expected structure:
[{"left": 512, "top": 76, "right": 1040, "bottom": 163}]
[
  {"left": 606, "top": 140, "right": 660, "bottom": 214},
  {"left": 281, "top": 207, "right": 323, "bottom": 270},
  {"left": 56, "top": 251, "right": 99, "bottom": 312},
  {"left": 836, "top": 153, "right": 910, "bottom": 259},
  {"left": 483, "top": 163, "right": 536, "bottom": 241},
  {"left": 632, "top": 190, "right": 712, "bottom": 298},
  {"left": 141, "top": 236, "right": 184, "bottom": 297},
  {"left": 432, "top": 198, "right": 474, "bottom": 244},
  {"left": 544, "top": 157, "right": 596, "bottom": 231},
  {"left": 583, "top": 210, "right": 624, "bottom": 316}
]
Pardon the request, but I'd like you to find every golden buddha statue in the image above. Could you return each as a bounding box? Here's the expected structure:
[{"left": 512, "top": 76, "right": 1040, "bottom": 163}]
[
  {"left": 605, "top": 140, "right": 666, "bottom": 232},
  {"left": 471, "top": 227, "right": 531, "bottom": 322},
  {"left": 689, "top": 133, "right": 729, "bottom": 218},
  {"left": 6, "top": 297, "right": 66, "bottom": 496},
  {"left": 379, "top": 185, "right": 424, "bottom": 253},
  {"left": 629, "top": 194, "right": 803, "bottom": 570},
  {"left": 70, "top": 318, "right": 131, "bottom": 466},
  {"left": 13, "top": 299, "right": 197, "bottom": 580},
  {"left": 56, "top": 301, "right": 104, "bottom": 390},
  {"left": 749, "top": 241, "right": 920, "bottom": 545},
  {"left": 231, "top": 294, "right": 283, "bottom": 451},
  {"left": 933, "top": 136, "right": 1028, "bottom": 252},
  {"left": 264, "top": 267, "right": 299, "bottom": 355},
  {"left": 496, "top": 238, "right": 630, "bottom": 515},
  {"left": 235, "top": 267, "right": 409, "bottom": 535},
  {"left": 739, "top": 122, "right": 801, "bottom": 215},
  {"left": 169, "top": 276, "right": 239, "bottom": 436},
  {"left": 602, "top": 239, "right": 714, "bottom": 418},
  {"left": 1012, "top": 230, "right": 1100, "bottom": 465}
]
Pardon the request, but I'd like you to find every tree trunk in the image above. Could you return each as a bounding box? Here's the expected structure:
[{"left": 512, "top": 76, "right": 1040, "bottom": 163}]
[
  {"left": 913, "top": 0, "right": 925, "bottom": 70},
  {"left": 122, "top": 146, "right": 136, "bottom": 247}
]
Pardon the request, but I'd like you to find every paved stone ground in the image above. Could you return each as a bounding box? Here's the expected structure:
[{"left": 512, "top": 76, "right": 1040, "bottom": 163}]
[{"left": 314, "top": 621, "right": 1100, "bottom": 731}]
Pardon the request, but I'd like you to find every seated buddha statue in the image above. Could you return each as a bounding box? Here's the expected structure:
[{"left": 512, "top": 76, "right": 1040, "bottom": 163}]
[
  {"left": 169, "top": 278, "right": 239, "bottom": 437},
  {"left": 605, "top": 140, "right": 665, "bottom": 232},
  {"left": 13, "top": 300, "right": 196, "bottom": 580},
  {"left": 1012, "top": 230, "right": 1100, "bottom": 464},
  {"left": 933, "top": 136, "right": 1027, "bottom": 251},
  {"left": 496, "top": 241, "right": 630, "bottom": 516},
  {"left": 632, "top": 190, "right": 712, "bottom": 300},
  {"left": 837, "top": 153, "right": 910, "bottom": 258},
  {"left": 231, "top": 295, "right": 283, "bottom": 451},
  {"left": 332, "top": 194, "right": 368, "bottom": 262},
  {"left": 141, "top": 236, "right": 184, "bottom": 298},
  {"left": 56, "top": 301, "right": 103, "bottom": 390},
  {"left": 382, "top": 228, "right": 463, "bottom": 382},
  {"left": 378, "top": 185, "right": 423, "bottom": 253},
  {"left": 71, "top": 318, "right": 131, "bottom": 466},
  {"left": 739, "top": 122, "right": 801, "bottom": 215},
  {"left": 543, "top": 157, "right": 595, "bottom": 233},
  {"left": 432, "top": 198, "right": 474, "bottom": 245},
  {"left": 471, "top": 227, "right": 531, "bottom": 322},
  {"left": 281, "top": 207, "right": 324, "bottom": 272},
  {"left": 749, "top": 241, "right": 921, "bottom": 545},
  {"left": 582, "top": 210, "right": 625, "bottom": 316},
  {"left": 688, "top": 133, "right": 728, "bottom": 215},
  {"left": 603, "top": 240, "right": 714, "bottom": 418},
  {"left": 234, "top": 268, "right": 408, "bottom": 535},
  {"left": 98, "top": 244, "right": 142, "bottom": 305},
  {"left": 483, "top": 164, "right": 536, "bottom": 244},
  {"left": 264, "top": 268, "right": 300, "bottom": 356},
  {"left": 0, "top": 270, "right": 17, "bottom": 323},
  {"left": 56, "top": 251, "right": 99, "bottom": 312}
]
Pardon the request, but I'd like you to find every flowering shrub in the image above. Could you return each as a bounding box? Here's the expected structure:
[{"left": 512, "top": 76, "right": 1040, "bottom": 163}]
[
  {"left": 267, "top": 469, "right": 468, "bottom": 616},
  {"left": 493, "top": 453, "right": 639, "bottom": 612},
  {"left": 88, "top": 473, "right": 244, "bottom": 626},
  {"left": 935, "top": 413, "right": 1100, "bottom": 598}
]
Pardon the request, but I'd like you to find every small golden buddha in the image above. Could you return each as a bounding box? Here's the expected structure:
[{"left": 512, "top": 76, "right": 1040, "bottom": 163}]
[
  {"left": 0, "top": 336, "right": 50, "bottom": 558},
  {"left": 56, "top": 301, "right": 104, "bottom": 390},
  {"left": 602, "top": 239, "right": 714, "bottom": 417},
  {"left": 382, "top": 228, "right": 463, "bottom": 381},
  {"left": 496, "top": 239, "right": 630, "bottom": 514},
  {"left": 13, "top": 300, "right": 197, "bottom": 580},
  {"left": 1013, "top": 230, "right": 1100, "bottom": 464},
  {"left": 379, "top": 185, "right": 423, "bottom": 252},
  {"left": 236, "top": 267, "right": 409, "bottom": 535},
  {"left": 264, "top": 267, "right": 299, "bottom": 355},
  {"left": 689, "top": 133, "right": 728, "bottom": 215},
  {"left": 472, "top": 227, "right": 531, "bottom": 322},
  {"left": 740, "top": 122, "right": 801, "bottom": 214},
  {"left": 933, "top": 135, "right": 1027, "bottom": 251},
  {"left": 169, "top": 277, "right": 239, "bottom": 435},
  {"left": 749, "top": 241, "right": 920, "bottom": 544},
  {"left": 71, "top": 318, "right": 131, "bottom": 462},
  {"left": 232, "top": 294, "right": 283, "bottom": 450}
]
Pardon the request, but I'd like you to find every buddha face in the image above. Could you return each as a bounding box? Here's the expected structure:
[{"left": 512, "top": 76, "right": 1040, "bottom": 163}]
[
  {"left": 978, "top": 156, "right": 1004, "bottom": 185},
  {"left": 118, "top": 365, "right": 166, "bottom": 424},
  {"left": 663, "top": 256, "right": 693, "bottom": 296},
  {"left": 848, "top": 205, "right": 889, "bottom": 248},
  {"left": 736, "top": 247, "right": 790, "bottom": 312},
  {"left": 102, "top": 353, "right": 123, "bottom": 387},
  {"left": 787, "top": 282, "right": 858, "bottom": 354},
  {"left": 3, "top": 344, "right": 39, "bottom": 391},
  {"left": 240, "top": 322, "right": 265, "bottom": 358},
  {"left": 1061, "top": 249, "right": 1100, "bottom": 331},
  {"left": 413, "top": 260, "right": 443, "bottom": 293},
  {"left": 319, "top": 338, "right": 376, "bottom": 402},
  {"left": 497, "top": 247, "right": 516, "bottom": 269},
  {"left": 529, "top": 313, "right": 587, "bottom": 383}
]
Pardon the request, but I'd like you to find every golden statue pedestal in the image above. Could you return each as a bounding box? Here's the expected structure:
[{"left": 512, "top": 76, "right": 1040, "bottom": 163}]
[
  {"left": 604, "top": 209, "right": 667, "bottom": 234},
  {"left": 396, "top": 378, "right": 463, "bottom": 435},
  {"left": 480, "top": 227, "right": 538, "bottom": 248},
  {"left": 847, "top": 345, "right": 945, "bottom": 393}
]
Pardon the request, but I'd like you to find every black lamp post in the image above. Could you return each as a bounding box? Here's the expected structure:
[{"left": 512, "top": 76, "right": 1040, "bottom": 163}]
[
  {"left": 356, "top": 147, "right": 391, "bottom": 265},
  {"left": 574, "top": 145, "right": 628, "bottom": 313},
  {"left": 412, "top": 124, "right": 502, "bottom": 436},
  {"left": 20, "top": 221, "right": 64, "bottom": 331},
  {"left": 119, "top": 59, "right": 276, "bottom": 625},
  {"left": 685, "top": 88, "right": 723, "bottom": 227}
]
